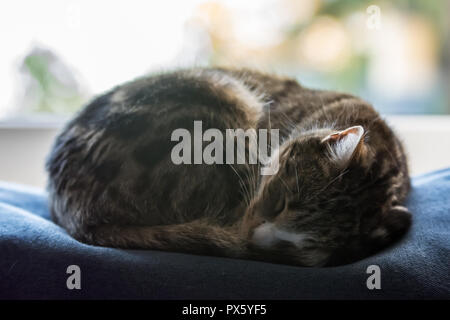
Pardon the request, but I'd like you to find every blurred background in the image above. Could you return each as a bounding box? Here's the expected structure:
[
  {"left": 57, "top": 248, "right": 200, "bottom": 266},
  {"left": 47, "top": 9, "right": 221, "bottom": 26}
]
[{"left": 0, "top": 0, "right": 449, "bottom": 187}]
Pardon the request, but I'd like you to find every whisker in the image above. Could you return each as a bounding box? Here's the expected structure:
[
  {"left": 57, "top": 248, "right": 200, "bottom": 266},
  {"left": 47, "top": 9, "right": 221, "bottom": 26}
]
[
  {"left": 277, "top": 175, "right": 293, "bottom": 194},
  {"left": 228, "top": 164, "right": 251, "bottom": 206},
  {"left": 294, "top": 165, "right": 300, "bottom": 199}
]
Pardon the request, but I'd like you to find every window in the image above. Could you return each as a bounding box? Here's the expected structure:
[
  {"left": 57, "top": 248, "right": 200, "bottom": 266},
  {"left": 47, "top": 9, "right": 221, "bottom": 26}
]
[{"left": 0, "top": 0, "right": 448, "bottom": 123}]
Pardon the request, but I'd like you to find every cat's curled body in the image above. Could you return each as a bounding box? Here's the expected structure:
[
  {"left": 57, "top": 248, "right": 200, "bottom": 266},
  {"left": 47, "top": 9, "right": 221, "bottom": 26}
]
[{"left": 47, "top": 68, "right": 411, "bottom": 267}]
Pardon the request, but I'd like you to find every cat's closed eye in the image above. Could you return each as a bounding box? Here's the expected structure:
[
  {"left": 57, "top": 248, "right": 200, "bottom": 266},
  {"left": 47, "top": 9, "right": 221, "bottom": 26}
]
[
  {"left": 273, "top": 196, "right": 286, "bottom": 215},
  {"left": 260, "top": 192, "right": 286, "bottom": 219}
]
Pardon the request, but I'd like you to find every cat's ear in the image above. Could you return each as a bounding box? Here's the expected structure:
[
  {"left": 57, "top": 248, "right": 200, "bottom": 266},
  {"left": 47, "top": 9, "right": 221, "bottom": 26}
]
[
  {"left": 369, "top": 206, "right": 412, "bottom": 247},
  {"left": 321, "top": 125, "right": 365, "bottom": 167}
]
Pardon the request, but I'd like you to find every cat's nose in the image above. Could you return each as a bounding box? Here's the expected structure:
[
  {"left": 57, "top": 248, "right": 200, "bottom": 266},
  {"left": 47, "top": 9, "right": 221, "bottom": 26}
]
[{"left": 251, "top": 222, "right": 276, "bottom": 247}]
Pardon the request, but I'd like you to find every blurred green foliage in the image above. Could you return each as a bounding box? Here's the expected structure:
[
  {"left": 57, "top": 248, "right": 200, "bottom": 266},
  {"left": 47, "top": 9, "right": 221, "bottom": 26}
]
[{"left": 20, "top": 48, "right": 89, "bottom": 115}]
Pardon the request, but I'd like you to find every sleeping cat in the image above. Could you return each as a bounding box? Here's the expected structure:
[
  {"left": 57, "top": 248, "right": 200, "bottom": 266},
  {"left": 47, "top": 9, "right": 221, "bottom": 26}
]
[{"left": 46, "top": 67, "right": 411, "bottom": 267}]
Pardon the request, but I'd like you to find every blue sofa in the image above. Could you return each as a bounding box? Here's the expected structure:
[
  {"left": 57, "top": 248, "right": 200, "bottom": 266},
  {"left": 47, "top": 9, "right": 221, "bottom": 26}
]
[{"left": 0, "top": 169, "right": 449, "bottom": 299}]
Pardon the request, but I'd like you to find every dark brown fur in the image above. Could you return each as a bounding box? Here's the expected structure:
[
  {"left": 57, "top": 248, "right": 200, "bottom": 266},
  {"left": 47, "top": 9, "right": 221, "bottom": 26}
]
[{"left": 46, "top": 67, "right": 411, "bottom": 267}]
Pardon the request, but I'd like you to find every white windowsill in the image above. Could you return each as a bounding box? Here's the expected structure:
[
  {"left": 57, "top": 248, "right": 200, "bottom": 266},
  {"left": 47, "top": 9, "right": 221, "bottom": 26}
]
[{"left": 0, "top": 115, "right": 69, "bottom": 129}]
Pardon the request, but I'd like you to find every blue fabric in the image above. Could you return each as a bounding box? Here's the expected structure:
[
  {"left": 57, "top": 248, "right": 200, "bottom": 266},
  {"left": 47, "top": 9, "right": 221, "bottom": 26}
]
[{"left": 0, "top": 169, "right": 449, "bottom": 300}]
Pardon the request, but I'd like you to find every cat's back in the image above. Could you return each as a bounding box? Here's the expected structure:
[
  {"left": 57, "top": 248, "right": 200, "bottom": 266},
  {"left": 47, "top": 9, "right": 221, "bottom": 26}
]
[{"left": 46, "top": 69, "right": 262, "bottom": 239}]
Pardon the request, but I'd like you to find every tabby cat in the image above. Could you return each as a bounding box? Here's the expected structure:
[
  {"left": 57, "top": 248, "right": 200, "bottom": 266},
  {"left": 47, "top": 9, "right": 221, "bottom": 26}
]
[{"left": 46, "top": 67, "right": 411, "bottom": 267}]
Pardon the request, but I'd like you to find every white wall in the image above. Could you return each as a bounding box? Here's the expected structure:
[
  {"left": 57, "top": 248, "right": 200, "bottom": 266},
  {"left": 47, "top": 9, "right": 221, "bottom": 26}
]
[
  {"left": 386, "top": 115, "right": 450, "bottom": 177},
  {"left": 0, "top": 116, "right": 449, "bottom": 189}
]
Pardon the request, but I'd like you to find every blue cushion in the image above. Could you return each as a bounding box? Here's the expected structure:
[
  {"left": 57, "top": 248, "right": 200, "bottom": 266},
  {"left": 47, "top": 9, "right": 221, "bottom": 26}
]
[{"left": 0, "top": 169, "right": 449, "bottom": 299}]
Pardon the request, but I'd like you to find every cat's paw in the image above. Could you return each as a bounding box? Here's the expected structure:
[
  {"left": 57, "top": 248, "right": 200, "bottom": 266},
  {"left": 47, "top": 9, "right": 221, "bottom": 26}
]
[{"left": 370, "top": 205, "right": 412, "bottom": 246}]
